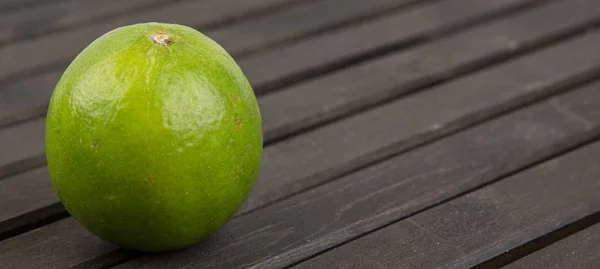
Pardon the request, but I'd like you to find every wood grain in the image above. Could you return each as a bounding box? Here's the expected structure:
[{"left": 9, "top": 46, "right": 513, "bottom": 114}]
[
  {"left": 293, "top": 84, "right": 600, "bottom": 269},
  {"left": 259, "top": 0, "right": 600, "bottom": 141},
  {"left": 228, "top": 30, "right": 600, "bottom": 214},
  {"left": 203, "top": 0, "right": 424, "bottom": 57},
  {"left": 504, "top": 222, "right": 600, "bottom": 269},
  {"left": 2, "top": 0, "right": 595, "bottom": 244},
  {"left": 238, "top": 0, "right": 542, "bottom": 93},
  {"left": 0, "top": 0, "right": 188, "bottom": 45},
  {"left": 4, "top": 22, "right": 599, "bottom": 215},
  {"left": 0, "top": 0, "right": 53, "bottom": 12},
  {"left": 0, "top": 0, "right": 443, "bottom": 128},
  {"left": 0, "top": 0, "right": 578, "bottom": 133},
  {"left": 0, "top": 119, "right": 45, "bottom": 179},
  {"left": 0, "top": 167, "right": 56, "bottom": 223},
  {"left": 0, "top": 0, "right": 564, "bottom": 173},
  {"left": 114, "top": 80, "right": 600, "bottom": 269},
  {"left": 3, "top": 23, "right": 600, "bottom": 243},
  {"left": 0, "top": 0, "right": 419, "bottom": 52},
  {"left": 3, "top": 30, "right": 600, "bottom": 269},
  {"left": 0, "top": 0, "right": 539, "bottom": 87},
  {"left": 0, "top": 0, "right": 301, "bottom": 80},
  {"left": 3, "top": 1, "right": 600, "bottom": 267}
]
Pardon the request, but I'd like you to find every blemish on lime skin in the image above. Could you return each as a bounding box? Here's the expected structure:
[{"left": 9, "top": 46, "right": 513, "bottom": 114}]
[{"left": 91, "top": 141, "right": 100, "bottom": 151}]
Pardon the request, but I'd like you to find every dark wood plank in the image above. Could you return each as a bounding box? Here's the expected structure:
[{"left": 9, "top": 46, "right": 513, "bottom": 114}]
[
  {"left": 239, "top": 0, "right": 545, "bottom": 92},
  {"left": 0, "top": 218, "right": 122, "bottom": 269},
  {"left": 0, "top": 72, "right": 57, "bottom": 129},
  {"left": 0, "top": 0, "right": 301, "bottom": 81},
  {"left": 0, "top": 119, "right": 45, "bottom": 179},
  {"left": 0, "top": 167, "right": 54, "bottom": 221},
  {"left": 258, "top": 0, "right": 600, "bottom": 141},
  {"left": 548, "top": 81, "right": 600, "bottom": 125},
  {"left": 2, "top": 30, "right": 600, "bottom": 269},
  {"left": 504, "top": 222, "right": 600, "bottom": 269},
  {"left": 0, "top": 0, "right": 52, "bottom": 12},
  {"left": 0, "top": 0, "right": 186, "bottom": 45},
  {"left": 115, "top": 81, "right": 600, "bottom": 268},
  {"left": 294, "top": 96, "right": 600, "bottom": 269},
  {"left": 0, "top": 0, "right": 538, "bottom": 86},
  {"left": 0, "top": 0, "right": 415, "bottom": 51},
  {"left": 200, "top": 0, "right": 424, "bottom": 57},
  {"left": 0, "top": 166, "right": 67, "bottom": 241}
]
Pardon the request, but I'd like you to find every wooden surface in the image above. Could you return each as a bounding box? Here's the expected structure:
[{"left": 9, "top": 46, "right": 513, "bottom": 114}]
[
  {"left": 504, "top": 221, "right": 600, "bottom": 269},
  {"left": 1, "top": 0, "right": 600, "bottom": 268}
]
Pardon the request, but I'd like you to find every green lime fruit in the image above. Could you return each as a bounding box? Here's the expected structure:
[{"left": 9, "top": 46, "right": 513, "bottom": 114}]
[{"left": 45, "top": 22, "right": 263, "bottom": 252}]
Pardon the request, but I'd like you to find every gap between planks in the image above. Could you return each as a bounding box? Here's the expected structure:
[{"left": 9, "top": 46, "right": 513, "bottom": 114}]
[
  {"left": 475, "top": 209, "right": 600, "bottom": 268},
  {"left": 501, "top": 215, "right": 600, "bottom": 269}
]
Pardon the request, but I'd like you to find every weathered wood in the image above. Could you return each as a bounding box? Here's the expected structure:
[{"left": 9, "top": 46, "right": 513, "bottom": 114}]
[
  {"left": 0, "top": 167, "right": 55, "bottom": 222},
  {"left": 548, "top": 81, "right": 600, "bottom": 124},
  {"left": 206, "top": 0, "right": 424, "bottom": 57},
  {"left": 0, "top": 0, "right": 417, "bottom": 51},
  {"left": 0, "top": 119, "right": 45, "bottom": 179},
  {"left": 2, "top": 30, "right": 600, "bottom": 269},
  {"left": 504, "top": 222, "right": 600, "bottom": 269},
  {"left": 0, "top": 0, "right": 48, "bottom": 12},
  {"left": 238, "top": 0, "right": 544, "bottom": 93},
  {"left": 0, "top": 167, "right": 62, "bottom": 240},
  {"left": 0, "top": 0, "right": 539, "bottom": 87},
  {"left": 0, "top": 0, "right": 186, "bottom": 45},
  {"left": 0, "top": 0, "right": 301, "bottom": 80},
  {"left": 240, "top": 31, "right": 600, "bottom": 214},
  {"left": 0, "top": 218, "right": 121, "bottom": 269},
  {"left": 294, "top": 99, "right": 600, "bottom": 269},
  {"left": 259, "top": 0, "right": 600, "bottom": 141},
  {"left": 115, "top": 82, "right": 600, "bottom": 268}
]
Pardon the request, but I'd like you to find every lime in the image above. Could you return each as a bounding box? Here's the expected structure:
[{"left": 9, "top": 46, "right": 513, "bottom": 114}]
[{"left": 45, "top": 22, "right": 262, "bottom": 252}]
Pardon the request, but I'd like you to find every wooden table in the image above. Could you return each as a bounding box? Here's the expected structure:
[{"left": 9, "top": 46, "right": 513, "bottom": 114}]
[{"left": 1, "top": 0, "right": 600, "bottom": 268}]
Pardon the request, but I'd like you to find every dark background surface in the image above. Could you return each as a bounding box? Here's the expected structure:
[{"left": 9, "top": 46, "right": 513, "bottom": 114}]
[{"left": 1, "top": 0, "right": 600, "bottom": 268}]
